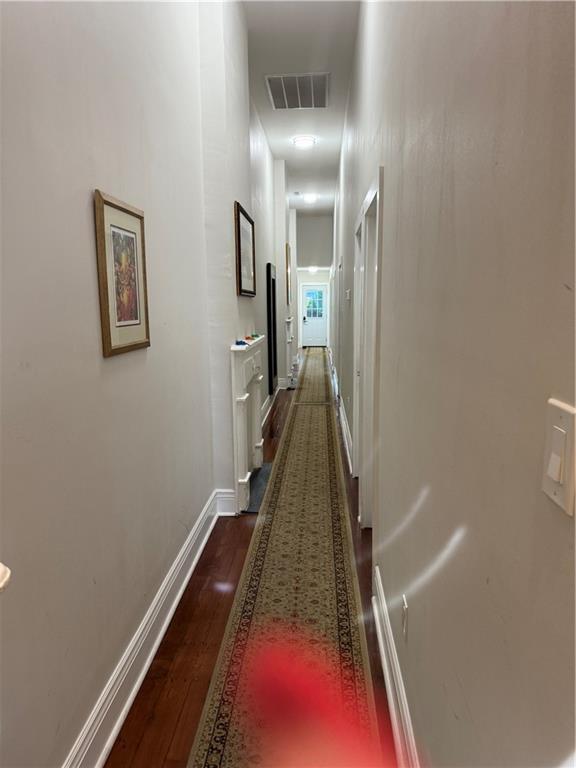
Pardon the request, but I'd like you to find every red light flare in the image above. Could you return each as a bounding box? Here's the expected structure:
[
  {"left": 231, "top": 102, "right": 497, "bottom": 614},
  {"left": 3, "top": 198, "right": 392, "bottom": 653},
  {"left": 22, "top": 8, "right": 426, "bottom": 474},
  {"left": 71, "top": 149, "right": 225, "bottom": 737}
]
[{"left": 241, "top": 624, "right": 397, "bottom": 768}]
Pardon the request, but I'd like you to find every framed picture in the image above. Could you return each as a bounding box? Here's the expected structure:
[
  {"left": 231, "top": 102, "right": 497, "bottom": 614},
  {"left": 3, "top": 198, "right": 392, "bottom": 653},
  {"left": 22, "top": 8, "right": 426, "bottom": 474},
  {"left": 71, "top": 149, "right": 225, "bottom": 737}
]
[
  {"left": 234, "top": 201, "right": 256, "bottom": 297},
  {"left": 94, "top": 190, "right": 150, "bottom": 357},
  {"left": 285, "top": 243, "right": 292, "bottom": 305}
]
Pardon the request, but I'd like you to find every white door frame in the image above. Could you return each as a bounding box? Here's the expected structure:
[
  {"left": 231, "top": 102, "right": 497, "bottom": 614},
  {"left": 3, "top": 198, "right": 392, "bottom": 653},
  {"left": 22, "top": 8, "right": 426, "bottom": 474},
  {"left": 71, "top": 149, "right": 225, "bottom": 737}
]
[
  {"left": 298, "top": 278, "right": 330, "bottom": 348},
  {"left": 352, "top": 167, "right": 385, "bottom": 528},
  {"left": 352, "top": 223, "right": 365, "bottom": 479}
]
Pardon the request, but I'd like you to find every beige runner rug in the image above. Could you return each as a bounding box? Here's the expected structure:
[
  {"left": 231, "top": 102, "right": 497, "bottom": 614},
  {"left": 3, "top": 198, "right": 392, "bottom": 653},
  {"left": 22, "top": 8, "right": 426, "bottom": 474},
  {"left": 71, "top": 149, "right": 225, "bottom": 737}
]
[
  {"left": 294, "top": 346, "right": 332, "bottom": 403},
  {"left": 188, "top": 349, "right": 375, "bottom": 768}
]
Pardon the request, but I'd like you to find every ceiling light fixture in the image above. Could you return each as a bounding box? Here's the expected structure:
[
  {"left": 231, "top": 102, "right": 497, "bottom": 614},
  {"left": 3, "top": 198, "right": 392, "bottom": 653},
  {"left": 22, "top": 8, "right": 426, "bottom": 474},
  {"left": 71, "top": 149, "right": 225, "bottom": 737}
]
[
  {"left": 303, "top": 193, "right": 317, "bottom": 204},
  {"left": 308, "top": 266, "right": 319, "bottom": 273},
  {"left": 292, "top": 135, "right": 317, "bottom": 150}
]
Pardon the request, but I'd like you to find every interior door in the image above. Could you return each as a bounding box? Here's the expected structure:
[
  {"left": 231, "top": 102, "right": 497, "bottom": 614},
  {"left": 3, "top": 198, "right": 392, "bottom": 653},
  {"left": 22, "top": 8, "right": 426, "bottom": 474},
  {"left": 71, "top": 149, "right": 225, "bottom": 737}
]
[
  {"left": 355, "top": 167, "right": 385, "bottom": 529},
  {"left": 359, "top": 197, "right": 378, "bottom": 528},
  {"left": 266, "top": 263, "right": 277, "bottom": 395},
  {"left": 301, "top": 285, "right": 328, "bottom": 346},
  {"left": 352, "top": 224, "right": 365, "bottom": 480}
]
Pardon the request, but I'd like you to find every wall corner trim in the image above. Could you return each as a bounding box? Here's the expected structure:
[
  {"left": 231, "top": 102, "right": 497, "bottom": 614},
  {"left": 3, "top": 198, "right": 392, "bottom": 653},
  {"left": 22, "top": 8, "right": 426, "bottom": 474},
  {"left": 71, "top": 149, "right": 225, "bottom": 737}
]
[
  {"left": 61, "top": 488, "right": 230, "bottom": 768},
  {"left": 372, "top": 566, "right": 420, "bottom": 768}
]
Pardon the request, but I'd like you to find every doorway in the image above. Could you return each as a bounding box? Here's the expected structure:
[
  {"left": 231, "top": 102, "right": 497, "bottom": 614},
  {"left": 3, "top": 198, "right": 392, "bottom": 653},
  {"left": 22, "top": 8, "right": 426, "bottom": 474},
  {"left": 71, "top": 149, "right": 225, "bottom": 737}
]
[
  {"left": 352, "top": 223, "right": 365, "bottom": 480},
  {"left": 300, "top": 283, "right": 328, "bottom": 346},
  {"left": 266, "top": 263, "right": 278, "bottom": 395},
  {"left": 352, "top": 168, "right": 384, "bottom": 528}
]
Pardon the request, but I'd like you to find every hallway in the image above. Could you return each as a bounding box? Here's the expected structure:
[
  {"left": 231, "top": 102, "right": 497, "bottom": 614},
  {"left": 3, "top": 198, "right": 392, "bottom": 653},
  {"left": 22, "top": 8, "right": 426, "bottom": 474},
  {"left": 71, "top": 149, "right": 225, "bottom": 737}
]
[
  {"left": 105, "top": 356, "right": 392, "bottom": 767},
  {"left": 1, "top": 2, "right": 574, "bottom": 768}
]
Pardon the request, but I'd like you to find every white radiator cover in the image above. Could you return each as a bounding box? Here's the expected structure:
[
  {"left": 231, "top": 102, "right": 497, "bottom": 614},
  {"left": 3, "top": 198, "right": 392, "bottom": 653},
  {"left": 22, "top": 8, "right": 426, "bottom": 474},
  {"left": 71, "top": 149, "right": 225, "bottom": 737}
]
[{"left": 230, "top": 336, "right": 266, "bottom": 513}]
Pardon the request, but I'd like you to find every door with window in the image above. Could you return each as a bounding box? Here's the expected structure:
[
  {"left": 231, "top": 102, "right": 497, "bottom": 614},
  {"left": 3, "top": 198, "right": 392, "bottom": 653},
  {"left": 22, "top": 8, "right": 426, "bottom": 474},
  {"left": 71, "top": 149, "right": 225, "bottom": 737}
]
[{"left": 301, "top": 284, "right": 328, "bottom": 346}]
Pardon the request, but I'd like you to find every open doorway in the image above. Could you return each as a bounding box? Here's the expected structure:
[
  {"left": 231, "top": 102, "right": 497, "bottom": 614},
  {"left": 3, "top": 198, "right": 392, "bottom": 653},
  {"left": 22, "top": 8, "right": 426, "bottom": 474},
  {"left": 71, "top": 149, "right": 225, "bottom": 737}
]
[{"left": 300, "top": 282, "right": 329, "bottom": 347}]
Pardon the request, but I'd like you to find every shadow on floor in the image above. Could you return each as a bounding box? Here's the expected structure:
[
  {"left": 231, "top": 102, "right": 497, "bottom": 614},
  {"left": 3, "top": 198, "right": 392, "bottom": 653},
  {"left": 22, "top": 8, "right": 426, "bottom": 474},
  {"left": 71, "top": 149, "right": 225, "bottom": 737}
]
[{"left": 245, "top": 462, "right": 272, "bottom": 513}]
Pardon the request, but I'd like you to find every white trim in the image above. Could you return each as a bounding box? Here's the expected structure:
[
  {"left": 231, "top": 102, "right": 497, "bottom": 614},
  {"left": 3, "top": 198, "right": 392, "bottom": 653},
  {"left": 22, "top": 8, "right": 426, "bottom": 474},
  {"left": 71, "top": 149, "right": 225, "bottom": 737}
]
[
  {"left": 372, "top": 566, "right": 420, "bottom": 768},
  {"left": 62, "top": 490, "right": 227, "bottom": 768},
  {"left": 277, "top": 377, "right": 289, "bottom": 389},
  {"left": 353, "top": 167, "right": 385, "bottom": 528},
  {"left": 215, "top": 488, "right": 236, "bottom": 517},
  {"left": 261, "top": 394, "right": 271, "bottom": 422},
  {"left": 339, "top": 397, "right": 353, "bottom": 475},
  {"left": 352, "top": 220, "right": 364, "bottom": 479},
  {"left": 261, "top": 386, "right": 281, "bottom": 427},
  {"left": 328, "top": 347, "right": 339, "bottom": 399}
]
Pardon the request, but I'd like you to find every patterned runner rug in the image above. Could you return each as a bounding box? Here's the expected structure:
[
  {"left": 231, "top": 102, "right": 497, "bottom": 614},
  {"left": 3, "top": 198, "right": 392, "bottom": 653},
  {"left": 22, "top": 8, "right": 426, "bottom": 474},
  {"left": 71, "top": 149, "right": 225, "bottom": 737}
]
[
  {"left": 295, "top": 347, "right": 332, "bottom": 403},
  {"left": 188, "top": 348, "right": 376, "bottom": 768}
]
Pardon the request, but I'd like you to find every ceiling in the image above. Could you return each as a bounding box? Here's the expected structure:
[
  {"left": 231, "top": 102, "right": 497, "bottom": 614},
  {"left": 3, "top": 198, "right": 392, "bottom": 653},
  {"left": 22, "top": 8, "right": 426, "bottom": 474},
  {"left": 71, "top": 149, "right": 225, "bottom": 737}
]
[{"left": 244, "top": 1, "right": 359, "bottom": 215}]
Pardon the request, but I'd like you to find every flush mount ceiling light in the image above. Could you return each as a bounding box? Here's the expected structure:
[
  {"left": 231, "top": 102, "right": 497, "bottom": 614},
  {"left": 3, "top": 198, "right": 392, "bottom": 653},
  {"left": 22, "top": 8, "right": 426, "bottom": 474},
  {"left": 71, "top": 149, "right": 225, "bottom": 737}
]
[
  {"left": 308, "top": 266, "right": 319, "bottom": 273},
  {"left": 303, "top": 193, "right": 318, "bottom": 204},
  {"left": 292, "top": 135, "right": 317, "bottom": 150}
]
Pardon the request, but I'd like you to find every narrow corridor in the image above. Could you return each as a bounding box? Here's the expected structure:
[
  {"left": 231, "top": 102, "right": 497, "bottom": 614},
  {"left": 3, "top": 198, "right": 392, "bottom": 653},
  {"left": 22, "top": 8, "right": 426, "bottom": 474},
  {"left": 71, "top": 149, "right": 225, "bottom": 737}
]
[
  {"left": 1, "top": 2, "right": 573, "bottom": 768},
  {"left": 106, "top": 353, "right": 393, "bottom": 767}
]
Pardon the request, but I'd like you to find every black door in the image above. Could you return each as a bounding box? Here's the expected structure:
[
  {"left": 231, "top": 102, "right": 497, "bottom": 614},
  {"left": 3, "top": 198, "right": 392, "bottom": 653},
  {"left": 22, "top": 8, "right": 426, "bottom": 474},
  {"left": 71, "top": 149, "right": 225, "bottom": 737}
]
[{"left": 266, "top": 263, "right": 277, "bottom": 396}]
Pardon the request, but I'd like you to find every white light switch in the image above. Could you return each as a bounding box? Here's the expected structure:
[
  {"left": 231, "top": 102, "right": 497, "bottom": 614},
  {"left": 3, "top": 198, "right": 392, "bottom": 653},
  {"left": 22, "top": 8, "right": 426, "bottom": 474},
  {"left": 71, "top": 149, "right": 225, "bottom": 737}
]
[{"left": 542, "top": 399, "right": 575, "bottom": 516}]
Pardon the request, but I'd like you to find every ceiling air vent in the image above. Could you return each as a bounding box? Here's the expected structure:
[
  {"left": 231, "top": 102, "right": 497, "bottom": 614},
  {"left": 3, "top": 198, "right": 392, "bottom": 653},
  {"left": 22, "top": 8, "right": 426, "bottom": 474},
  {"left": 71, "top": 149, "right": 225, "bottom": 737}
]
[{"left": 265, "top": 73, "right": 329, "bottom": 110}]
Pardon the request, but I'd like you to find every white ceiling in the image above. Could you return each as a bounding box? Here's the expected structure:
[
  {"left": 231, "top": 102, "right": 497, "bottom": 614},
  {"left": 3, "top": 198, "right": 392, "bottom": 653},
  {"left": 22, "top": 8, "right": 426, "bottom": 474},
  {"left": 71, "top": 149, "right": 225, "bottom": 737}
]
[{"left": 244, "top": 1, "right": 359, "bottom": 215}]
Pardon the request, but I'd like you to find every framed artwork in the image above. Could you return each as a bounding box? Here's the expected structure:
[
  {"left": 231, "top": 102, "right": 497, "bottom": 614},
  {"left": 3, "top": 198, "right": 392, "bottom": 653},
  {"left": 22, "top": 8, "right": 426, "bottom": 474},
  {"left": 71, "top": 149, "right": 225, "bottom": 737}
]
[
  {"left": 94, "top": 190, "right": 150, "bottom": 357},
  {"left": 234, "top": 201, "right": 256, "bottom": 297},
  {"left": 285, "top": 243, "right": 292, "bottom": 305}
]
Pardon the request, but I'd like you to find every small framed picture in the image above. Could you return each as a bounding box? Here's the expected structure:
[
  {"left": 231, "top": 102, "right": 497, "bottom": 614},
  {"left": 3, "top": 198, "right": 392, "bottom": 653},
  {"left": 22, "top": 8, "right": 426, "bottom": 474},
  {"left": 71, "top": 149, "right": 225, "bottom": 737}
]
[
  {"left": 94, "top": 190, "right": 150, "bottom": 357},
  {"left": 234, "top": 201, "right": 256, "bottom": 297}
]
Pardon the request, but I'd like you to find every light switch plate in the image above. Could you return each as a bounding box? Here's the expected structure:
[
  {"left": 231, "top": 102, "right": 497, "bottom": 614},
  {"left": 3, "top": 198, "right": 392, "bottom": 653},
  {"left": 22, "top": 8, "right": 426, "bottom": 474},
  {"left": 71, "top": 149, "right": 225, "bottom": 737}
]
[{"left": 542, "top": 398, "right": 575, "bottom": 516}]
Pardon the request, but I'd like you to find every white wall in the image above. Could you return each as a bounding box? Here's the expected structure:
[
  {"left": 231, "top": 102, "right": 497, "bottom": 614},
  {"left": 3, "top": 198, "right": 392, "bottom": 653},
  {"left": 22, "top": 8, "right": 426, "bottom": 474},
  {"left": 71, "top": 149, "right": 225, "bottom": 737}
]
[
  {"left": 334, "top": 3, "right": 574, "bottom": 766},
  {"left": 296, "top": 213, "right": 333, "bottom": 268},
  {"left": 198, "top": 2, "right": 285, "bottom": 484},
  {"left": 249, "top": 105, "right": 276, "bottom": 410},
  {"left": 1, "top": 4, "right": 214, "bottom": 766},
  {"left": 199, "top": 3, "right": 286, "bottom": 426},
  {"left": 199, "top": 1, "right": 258, "bottom": 488},
  {"left": 0, "top": 2, "right": 279, "bottom": 765}
]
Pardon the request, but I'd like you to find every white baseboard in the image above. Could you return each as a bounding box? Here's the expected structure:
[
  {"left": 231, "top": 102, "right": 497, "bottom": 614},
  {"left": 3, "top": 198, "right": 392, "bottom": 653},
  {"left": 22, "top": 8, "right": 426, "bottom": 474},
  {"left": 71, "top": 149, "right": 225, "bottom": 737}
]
[
  {"left": 372, "top": 566, "right": 420, "bottom": 768},
  {"left": 62, "top": 489, "right": 227, "bottom": 768},
  {"left": 261, "top": 394, "right": 271, "bottom": 424},
  {"left": 328, "top": 349, "right": 339, "bottom": 399},
  {"left": 215, "top": 488, "right": 236, "bottom": 516},
  {"left": 261, "top": 387, "right": 279, "bottom": 428},
  {"left": 339, "top": 399, "right": 353, "bottom": 475}
]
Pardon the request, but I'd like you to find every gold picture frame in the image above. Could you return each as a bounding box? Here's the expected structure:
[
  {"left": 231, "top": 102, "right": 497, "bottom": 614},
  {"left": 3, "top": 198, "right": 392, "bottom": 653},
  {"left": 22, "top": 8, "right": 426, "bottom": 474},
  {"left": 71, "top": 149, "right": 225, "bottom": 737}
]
[{"left": 94, "top": 190, "right": 151, "bottom": 357}]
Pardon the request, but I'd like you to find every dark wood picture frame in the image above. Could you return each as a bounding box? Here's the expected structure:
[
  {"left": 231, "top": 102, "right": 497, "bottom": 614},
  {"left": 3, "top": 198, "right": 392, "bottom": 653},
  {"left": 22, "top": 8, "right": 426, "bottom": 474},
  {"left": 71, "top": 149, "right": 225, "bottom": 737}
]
[
  {"left": 234, "top": 201, "right": 256, "bottom": 297},
  {"left": 94, "top": 190, "right": 151, "bottom": 357}
]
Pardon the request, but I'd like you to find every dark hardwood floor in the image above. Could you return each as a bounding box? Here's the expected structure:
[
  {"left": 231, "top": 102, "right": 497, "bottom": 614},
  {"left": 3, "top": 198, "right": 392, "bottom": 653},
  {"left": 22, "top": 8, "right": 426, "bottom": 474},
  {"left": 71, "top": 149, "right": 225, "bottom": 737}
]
[{"left": 105, "top": 386, "right": 394, "bottom": 768}]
